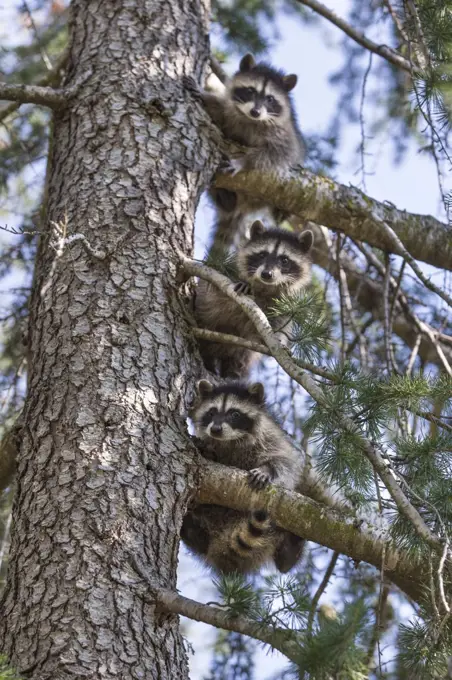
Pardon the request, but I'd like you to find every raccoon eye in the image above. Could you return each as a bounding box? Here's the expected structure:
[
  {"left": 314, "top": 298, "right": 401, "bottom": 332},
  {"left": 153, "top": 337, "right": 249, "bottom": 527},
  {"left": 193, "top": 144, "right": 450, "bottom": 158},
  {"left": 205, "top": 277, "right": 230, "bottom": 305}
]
[
  {"left": 229, "top": 410, "right": 242, "bottom": 420},
  {"left": 266, "top": 94, "right": 276, "bottom": 105},
  {"left": 247, "top": 87, "right": 256, "bottom": 95},
  {"left": 280, "top": 256, "right": 289, "bottom": 266},
  {"left": 257, "top": 251, "right": 268, "bottom": 260},
  {"left": 206, "top": 407, "right": 218, "bottom": 419}
]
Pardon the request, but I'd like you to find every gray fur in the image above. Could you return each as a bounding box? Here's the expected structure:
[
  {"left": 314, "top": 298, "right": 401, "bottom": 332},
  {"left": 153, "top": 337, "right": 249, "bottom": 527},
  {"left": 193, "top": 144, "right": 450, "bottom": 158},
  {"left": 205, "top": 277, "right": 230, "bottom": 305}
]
[
  {"left": 195, "top": 224, "right": 313, "bottom": 379},
  {"left": 183, "top": 57, "right": 305, "bottom": 252},
  {"left": 181, "top": 505, "right": 280, "bottom": 574},
  {"left": 197, "top": 78, "right": 305, "bottom": 174},
  {"left": 181, "top": 381, "right": 305, "bottom": 574}
]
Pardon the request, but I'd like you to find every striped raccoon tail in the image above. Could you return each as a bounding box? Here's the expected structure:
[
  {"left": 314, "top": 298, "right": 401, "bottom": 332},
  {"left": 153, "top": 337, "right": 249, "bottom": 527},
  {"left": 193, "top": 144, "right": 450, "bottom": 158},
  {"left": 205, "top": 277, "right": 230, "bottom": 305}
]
[
  {"left": 232, "top": 510, "right": 273, "bottom": 555},
  {"left": 206, "top": 510, "right": 276, "bottom": 575},
  {"left": 224, "top": 510, "right": 276, "bottom": 573}
]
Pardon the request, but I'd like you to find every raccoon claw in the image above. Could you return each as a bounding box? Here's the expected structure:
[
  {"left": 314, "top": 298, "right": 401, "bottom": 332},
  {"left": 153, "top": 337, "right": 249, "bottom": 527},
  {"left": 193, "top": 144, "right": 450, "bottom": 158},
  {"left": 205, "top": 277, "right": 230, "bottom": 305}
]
[
  {"left": 248, "top": 468, "right": 272, "bottom": 490},
  {"left": 234, "top": 281, "right": 251, "bottom": 295},
  {"left": 219, "top": 158, "right": 244, "bottom": 176},
  {"left": 183, "top": 75, "right": 202, "bottom": 99}
]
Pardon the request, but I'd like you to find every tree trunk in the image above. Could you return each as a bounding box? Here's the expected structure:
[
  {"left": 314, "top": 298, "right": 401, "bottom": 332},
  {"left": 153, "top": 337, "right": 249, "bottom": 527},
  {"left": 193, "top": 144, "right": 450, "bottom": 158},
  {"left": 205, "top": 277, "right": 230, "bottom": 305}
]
[{"left": 0, "top": 1, "right": 216, "bottom": 677}]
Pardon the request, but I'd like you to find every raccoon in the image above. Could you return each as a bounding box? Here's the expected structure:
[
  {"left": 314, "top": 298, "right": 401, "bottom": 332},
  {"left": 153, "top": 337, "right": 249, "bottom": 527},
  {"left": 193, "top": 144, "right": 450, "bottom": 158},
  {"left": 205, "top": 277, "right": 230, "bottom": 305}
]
[
  {"left": 195, "top": 220, "right": 313, "bottom": 379},
  {"left": 183, "top": 53, "right": 306, "bottom": 255},
  {"left": 181, "top": 505, "right": 282, "bottom": 574},
  {"left": 181, "top": 380, "right": 305, "bottom": 574}
]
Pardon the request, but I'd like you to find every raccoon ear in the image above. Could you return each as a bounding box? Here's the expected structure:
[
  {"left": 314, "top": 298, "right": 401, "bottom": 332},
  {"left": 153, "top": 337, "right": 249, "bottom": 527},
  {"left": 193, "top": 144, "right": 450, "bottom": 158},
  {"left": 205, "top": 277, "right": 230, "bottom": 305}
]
[
  {"left": 240, "top": 54, "right": 256, "bottom": 72},
  {"left": 250, "top": 220, "right": 265, "bottom": 240},
  {"left": 248, "top": 382, "right": 265, "bottom": 403},
  {"left": 282, "top": 74, "right": 297, "bottom": 92},
  {"left": 197, "top": 380, "right": 214, "bottom": 397},
  {"left": 297, "top": 230, "right": 314, "bottom": 253}
]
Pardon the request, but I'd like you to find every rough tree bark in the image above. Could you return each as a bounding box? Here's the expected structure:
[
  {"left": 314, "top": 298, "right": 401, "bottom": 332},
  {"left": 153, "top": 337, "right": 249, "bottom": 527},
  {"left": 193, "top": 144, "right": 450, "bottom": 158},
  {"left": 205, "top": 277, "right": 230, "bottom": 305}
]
[{"left": 0, "top": 1, "right": 216, "bottom": 678}]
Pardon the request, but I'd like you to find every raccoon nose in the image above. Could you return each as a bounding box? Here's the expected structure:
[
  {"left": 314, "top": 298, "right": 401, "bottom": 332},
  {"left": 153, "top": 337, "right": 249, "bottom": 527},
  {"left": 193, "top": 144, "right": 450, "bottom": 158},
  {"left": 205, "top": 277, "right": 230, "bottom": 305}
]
[
  {"left": 210, "top": 424, "right": 223, "bottom": 436},
  {"left": 250, "top": 108, "right": 261, "bottom": 118},
  {"left": 261, "top": 270, "right": 273, "bottom": 281}
]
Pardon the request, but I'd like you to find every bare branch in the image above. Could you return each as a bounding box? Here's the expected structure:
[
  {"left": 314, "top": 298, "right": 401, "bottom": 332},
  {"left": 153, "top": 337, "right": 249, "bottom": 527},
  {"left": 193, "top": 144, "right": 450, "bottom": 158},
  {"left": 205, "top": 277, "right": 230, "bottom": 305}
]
[
  {"left": 191, "top": 327, "right": 333, "bottom": 379},
  {"left": 214, "top": 168, "right": 452, "bottom": 273},
  {"left": 351, "top": 239, "right": 452, "bottom": 376},
  {"left": 383, "top": 0, "right": 409, "bottom": 42},
  {"left": 154, "top": 588, "right": 300, "bottom": 661},
  {"left": 0, "top": 82, "right": 69, "bottom": 108},
  {"left": 309, "top": 225, "right": 452, "bottom": 369},
  {"left": 377, "top": 219, "right": 452, "bottom": 309},
  {"left": 181, "top": 253, "right": 442, "bottom": 550},
  {"left": 198, "top": 460, "right": 429, "bottom": 602},
  {"left": 295, "top": 0, "right": 412, "bottom": 72},
  {"left": 0, "top": 48, "right": 69, "bottom": 123},
  {"left": 0, "top": 65, "right": 91, "bottom": 110},
  {"left": 307, "top": 551, "right": 339, "bottom": 634}
]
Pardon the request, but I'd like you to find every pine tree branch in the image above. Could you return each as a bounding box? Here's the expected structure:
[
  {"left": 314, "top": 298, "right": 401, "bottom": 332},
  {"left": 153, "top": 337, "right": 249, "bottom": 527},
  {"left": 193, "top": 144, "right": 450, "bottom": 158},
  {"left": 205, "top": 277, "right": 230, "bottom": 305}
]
[
  {"left": 191, "top": 327, "right": 333, "bottom": 379},
  {"left": 193, "top": 328, "right": 452, "bottom": 432},
  {"left": 0, "top": 48, "right": 69, "bottom": 122},
  {"left": 180, "top": 253, "right": 442, "bottom": 550},
  {"left": 154, "top": 588, "right": 301, "bottom": 661},
  {"left": 0, "top": 82, "right": 69, "bottom": 108},
  {"left": 214, "top": 168, "right": 452, "bottom": 273},
  {"left": 197, "top": 460, "right": 428, "bottom": 602},
  {"left": 0, "top": 65, "right": 92, "bottom": 110},
  {"left": 295, "top": 0, "right": 412, "bottom": 72}
]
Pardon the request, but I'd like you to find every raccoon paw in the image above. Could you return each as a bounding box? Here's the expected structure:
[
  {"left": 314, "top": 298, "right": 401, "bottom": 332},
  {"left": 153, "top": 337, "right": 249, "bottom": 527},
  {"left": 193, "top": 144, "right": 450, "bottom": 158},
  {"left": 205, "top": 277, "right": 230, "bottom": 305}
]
[
  {"left": 219, "top": 157, "right": 244, "bottom": 176},
  {"left": 234, "top": 281, "right": 251, "bottom": 295},
  {"left": 183, "top": 75, "right": 202, "bottom": 98},
  {"left": 248, "top": 468, "right": 272, "bottom": 490}
]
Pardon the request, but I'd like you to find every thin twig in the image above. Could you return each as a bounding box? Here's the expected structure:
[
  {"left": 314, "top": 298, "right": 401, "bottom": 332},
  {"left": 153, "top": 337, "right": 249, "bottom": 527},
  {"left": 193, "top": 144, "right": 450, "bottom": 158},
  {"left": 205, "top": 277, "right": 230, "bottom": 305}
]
[
  {"left": 295, "top": 0, "right": 412, "bottom": 72},
  {"left": 354, "top": 242, "right": 452, "bottom": 375},
  {"left": 0, "top": 48, "right": 68, "bottom": 123},
  {"left": 358, "top": 52, "right": 373, "bottom": 192},
  {"left": 383, "top": 253, "right": 394, "bottom": 374},
  {"left": 438, "top": 540, "right": 451, "bottom": 615},
  {"left": 191, "top": 327, "right": 333, "bottom": 379},
  {"left": 406, "top": 334, "right": 421, "bottom": 375},
  {"left": 365, "top": 584, "right": 390, "bottom": 670},
  {"left": 389, "top": 261, "right": 406, "bottom": 336},
  {"left": 336, "top": 235, "right": 347, "bottom": 363},
  {"left": 307, "top": 551, "right": 339, "bottom": 634},
  {"left": 383, "top": 0, "right": 410, "bottom": 42},
  {"left": 378, "top": 220, "right": 452, "bottom": 309},
  {"left": 21, "top": 1, "right": 53, "bottom": 70}
]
